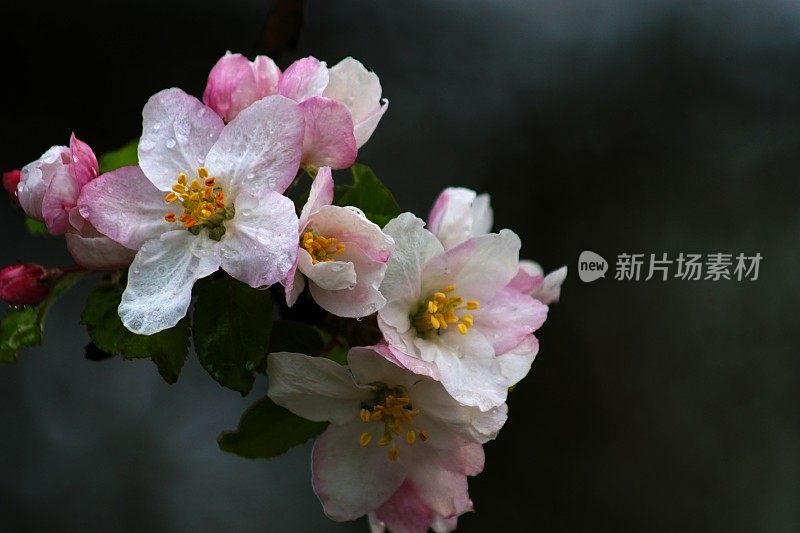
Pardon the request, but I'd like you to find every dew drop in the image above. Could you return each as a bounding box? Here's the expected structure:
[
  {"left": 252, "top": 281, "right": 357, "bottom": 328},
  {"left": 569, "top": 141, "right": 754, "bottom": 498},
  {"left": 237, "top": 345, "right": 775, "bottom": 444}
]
[
  {"left": 153, "top": 123, "right": 161, "bottom": 131},
  {"left": 165, "top": 138, "right": 176, "bottom": 149}
]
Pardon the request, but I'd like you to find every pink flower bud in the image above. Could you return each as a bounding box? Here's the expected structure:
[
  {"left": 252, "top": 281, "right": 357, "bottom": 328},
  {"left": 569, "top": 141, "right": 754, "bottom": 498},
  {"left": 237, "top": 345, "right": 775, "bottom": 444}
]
[
  {"left": 3, "top": 170, "right": 21, "bottom": 208},
  {"left": 203, "top": 52, "right": 281, "bottom": 123},
  {"left": 0, "top": 264, "right": 50, "bottom": 306}
]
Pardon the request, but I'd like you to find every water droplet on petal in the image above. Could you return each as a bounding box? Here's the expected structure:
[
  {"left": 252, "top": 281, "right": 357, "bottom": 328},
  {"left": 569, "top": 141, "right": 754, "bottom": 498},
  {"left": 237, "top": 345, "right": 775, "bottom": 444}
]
[
  {"left": 165, "top": 138, "right": 176, "bottom": 149},
  {"left": 153, "top": 124, "right": 161, "bottom": 131}
]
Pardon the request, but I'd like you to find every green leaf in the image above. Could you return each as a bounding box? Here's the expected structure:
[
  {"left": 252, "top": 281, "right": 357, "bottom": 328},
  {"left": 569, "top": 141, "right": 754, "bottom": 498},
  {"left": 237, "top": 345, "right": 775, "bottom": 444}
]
[
  {"left": 81, "top": 283, "right": 190, "bottom": 383},
  {"left": 0, "top": 271, "right": 87, "bottom": 363},
  {"left": 218, "top": 397, "right": 327, "bottom": 459},
  {"left": 268, "top": 320, "right": 325, "bottom": 356},
  {"left": 98, "top": 139, "right": 139, "bottom": 173},
  {"left": 193, "top": 276, "right": 273, "bottom": 395},
  {"left": 335, "top": 164, "right": 401, "bottom": 227},
  {"left": 25, "top": 218, "right": 48, "bottom": 236}
]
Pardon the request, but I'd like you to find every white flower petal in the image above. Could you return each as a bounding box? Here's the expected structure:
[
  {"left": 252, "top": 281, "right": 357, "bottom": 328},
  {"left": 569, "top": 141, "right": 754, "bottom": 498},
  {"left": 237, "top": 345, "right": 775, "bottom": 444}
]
[
  {"left": 138, "top": 88, "right": 224, "bottom": 191},
  {"left": 267, "top": 352, "right": 372, "bottom": 424},
  {"left": 119, "top": 230, "right": 221, "bottom": 334}
]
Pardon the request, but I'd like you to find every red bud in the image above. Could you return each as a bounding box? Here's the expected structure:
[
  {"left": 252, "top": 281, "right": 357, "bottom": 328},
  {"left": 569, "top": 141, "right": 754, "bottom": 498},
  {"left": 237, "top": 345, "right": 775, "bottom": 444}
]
[
  {"left": 0, "top": 264, "right": 50, "bottom": 306},
  {"left": 3, "top": 169, "right": 21, "bottom": 208}
]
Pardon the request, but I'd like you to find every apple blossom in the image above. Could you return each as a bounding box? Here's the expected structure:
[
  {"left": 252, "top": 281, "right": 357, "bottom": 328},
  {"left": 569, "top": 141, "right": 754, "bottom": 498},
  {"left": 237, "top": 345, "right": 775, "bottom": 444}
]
[
  {"left": 283, "top": 166, "right": 394, "bottom": 317},
  {"left": 78, "top": 88, "right": 304, "bottom": 334},
  {"left": 377, "top": 213, "right": 548, "bottom": 411},
  {"left": 16, "top": 135, "right": 135, "bottom": 270},
  {"left": 267, "top": 347, "right": 503, "bottom": 523},
  {"left": 428, "top": 186, "right": 567, "bottom": 304}
]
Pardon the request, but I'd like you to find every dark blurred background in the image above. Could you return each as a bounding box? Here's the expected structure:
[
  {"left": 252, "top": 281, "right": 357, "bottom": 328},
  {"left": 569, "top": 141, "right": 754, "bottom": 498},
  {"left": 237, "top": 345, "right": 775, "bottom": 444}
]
[{"left": 1, "top": 0, "right": 798, "bottom": 531}]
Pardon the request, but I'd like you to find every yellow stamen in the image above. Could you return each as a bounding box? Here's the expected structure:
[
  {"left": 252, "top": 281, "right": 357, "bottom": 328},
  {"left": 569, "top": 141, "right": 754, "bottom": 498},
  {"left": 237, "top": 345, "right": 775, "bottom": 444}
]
[
  {"left": 165, "top": 192, "right": 178, "bottom": 203},
  {"left": 204, "top": 177, "right": 216, "bottom": 187},
  {"left": 387, "top": 448, "right": 400, "bottom": 461},
  {"left": 301, "top": 230, "right": 346, "bottom": 264},
  {"left": 357, "top": 388, "right": 427, "bottom": 461},
  {"left": 406, "top": 431, "right": 416, "bottom": 445},
  {"left": 359, "top": 432, "right": 372, "bottom": 447},
  {"left": 378, "top": 435, "right": 391, "bottom": 447},
  {"left": 164, "top": 213, "right": 176, "bottom": 223},
  {"left": 360, "top": 409, "right": 371, "bottom": 422},
  {"left": 198, "top": 167, "right": 209, "bottom": 179},
  {"left": 412, "top": 284, "right": 480, "bottom": 336},
  {"left": 419, "top": 431, "right": 428, "bottom": 442},
  {"left": 164, "top": 169, "right": 229, "bottom": 232},
  {"left": 177, "top": 173, "right": 188, "bottom": 185}
]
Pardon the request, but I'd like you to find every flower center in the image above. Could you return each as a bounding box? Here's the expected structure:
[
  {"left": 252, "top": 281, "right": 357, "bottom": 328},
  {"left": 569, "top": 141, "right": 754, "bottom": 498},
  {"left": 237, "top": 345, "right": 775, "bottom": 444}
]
[
  {"left": 358, "top": 386, "right": 427, "bottom": 461},
  {"left": 164, "top": 167, "right": 234, "bottom": 241},
  {"left": 301, "top": 230, "right": 346, "bottom": 264},
  {"left": 412, "top": 284, "right": 480, "bottom": 336}
]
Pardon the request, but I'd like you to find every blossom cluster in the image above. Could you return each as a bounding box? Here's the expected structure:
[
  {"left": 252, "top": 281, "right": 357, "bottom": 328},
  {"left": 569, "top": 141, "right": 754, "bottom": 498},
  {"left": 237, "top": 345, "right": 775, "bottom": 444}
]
[{"left": 2, "top": 52, "right": 565, "bottom": 531}]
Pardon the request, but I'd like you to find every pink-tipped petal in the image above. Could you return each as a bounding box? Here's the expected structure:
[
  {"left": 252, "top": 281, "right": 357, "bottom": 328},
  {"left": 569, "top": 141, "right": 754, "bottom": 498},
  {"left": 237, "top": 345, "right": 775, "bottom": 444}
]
[
  {"left": 475, "top": 287, "right": 548, "bottom": 355},
  {"left": 307, "top": 205, "right": 394, "bottom": 263},
  {"left": 281, "top": 262, "right": 305, "bottom": 307},
  {"left": 308, "top": 241, "right": 388, "bottom": 318},
  {"left": 65, "top": 229, "right": 135, "bottom": 271},
  {"left": 427, "top": 187, "right": 493, "bottom": 250},
  {"left": 374, "top": 482, "right": 434, "bottom": 533},
  {"left": 204, "top": 95, "right": 304, "bottom": 195},
  {"left": 299, "top": 97, "right": 357, "bottom": 170},
  {"left": 299, "top": 166, "right": 334, "bottom": 227},
  {"left": 119, "top": 230, "right": 221, "bottom": 335},
  {"left": 18, "top": 146, "right": 70, "bottom": 221},
  {"left": 138, "top": 88, "right": 224, "bottom": 191},
  {"left": 312, "top": 422, "right": 406, "bottom": 521},
  {"left": 41, "top": 167, "right": 79, "bottom": 235},
  {"left": 203, "top": 52, "right": 281, "bottom": 123},
  {"left": 494, "top": 334, "right": 540, "bottom": 388},
  {"left": 534, "top": 265, "right": 568, "bottom": 304},
  {"left": 266, "top": 352, "right": 373, "bottom": 425},
  {"left": 77, "top": 165, "right": 172, "bottom": 250},
  {"left": 278, "top": 56, "right": 329, "bottom": 102},
  {"left": 221, "top": 188, "right": 298, "bottom": 288},
  {"left": 323, "top": 57, "right": 387, "bottom": 147},
  {"left": 68, "top": 133, "right": 99, "bottom": 187}
]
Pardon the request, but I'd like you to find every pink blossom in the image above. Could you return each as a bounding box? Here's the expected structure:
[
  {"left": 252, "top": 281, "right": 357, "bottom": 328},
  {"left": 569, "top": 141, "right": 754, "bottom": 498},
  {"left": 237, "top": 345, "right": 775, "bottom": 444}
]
[
  {"left": 0, "top": 264, "right": 50, "bottom": 306},
  {"left": 79, "top": 89, "right": 304, "bottom": 334},
  {"left": 283, "top": 167, "right": 394, "bottom": 317},
  {"left": 429, "top": 187, "right": 567, "bottom": 304},
  {"left": 267, "top": 347, "right": 503, "bottom": 523},
  {"left": 377, "top": 213, "right": 548, "bottom": 411},
  {"left": 17, "top": 135, "right": 135, "bottom": 270},
  {"left": 368, "top": 483, "right": 472, "bottom": 533}
]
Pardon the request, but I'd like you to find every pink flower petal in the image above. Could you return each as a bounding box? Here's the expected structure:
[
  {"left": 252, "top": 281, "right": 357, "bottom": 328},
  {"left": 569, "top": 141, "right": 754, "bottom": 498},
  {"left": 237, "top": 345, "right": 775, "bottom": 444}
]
[
  {"left": 323, "top": 57, "right": 387, "bottom": 147},
  {"left": 475, "top": 286, "right": 548, "bottom": 354},
  {"left": 68, "top": 133, "right": 99, "bottom": 187},
  {"left": 65, "top": 229, "right": 135, "bottom": 271},
  {"left": 278, "top": 56, "right": 329, "bottom": 102},
  {"left": 308, "top": 205, "right": 393, "bottom": 263},
  {"left": 308, "top": 241, "right": 387, "bottom": 318},
  {"left": 138, "top": 88, "right": 224, "bottom": 191},
  {"left": 299, "top": 166, "right": 334, "bottom": 228},
  {"left": 312, "top": 422, "right": 406, "bottom": 521},
  {"left": 203, "top": 52, "right": 281, "bottom": 123},
  {"left": 42, "top": 166, "right": 79, "bottom": 235},
  {"left": 204, "top": 95, "right": 304, "bottom": 195},
  {"left": 374, "top": 482, "right": 434, "bottom": 533},
  {"left": 18, "top": 145, "right": 70, "bottom": 221},
  {"left": 299, "top": 97, "right": 357, "bottom": 170},
  {"left": 77, "top": 165, "right": 172, "bottom": 250}
]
